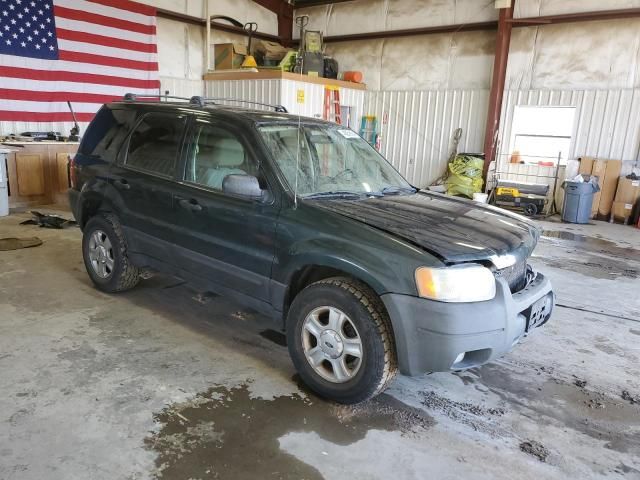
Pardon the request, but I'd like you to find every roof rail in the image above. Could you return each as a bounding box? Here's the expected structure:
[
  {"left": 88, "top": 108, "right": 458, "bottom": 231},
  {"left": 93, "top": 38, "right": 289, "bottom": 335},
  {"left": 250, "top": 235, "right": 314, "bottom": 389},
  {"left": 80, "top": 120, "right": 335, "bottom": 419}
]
[
  {"left": 202, "top": 98, "right": 288, "bottom": 113},
  {"left": 122, "top": 93, "right": 205, "bottom": 107},
  {"left": 121, "top": 93, "right": 287, "bottom": 113}
]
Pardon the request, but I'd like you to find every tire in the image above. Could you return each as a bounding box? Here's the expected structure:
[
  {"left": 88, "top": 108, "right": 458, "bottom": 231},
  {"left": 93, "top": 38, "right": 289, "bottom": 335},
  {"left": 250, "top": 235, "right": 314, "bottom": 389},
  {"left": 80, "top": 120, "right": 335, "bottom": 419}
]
[
  {"left": 287, "top": 277, "right": 397, "bottom": 404},
  {"left": 82, "top": 213, "right": 140, "bottom": 293},
  {"left": 523, "top": 203, "right": 538, "bottom": 216}
]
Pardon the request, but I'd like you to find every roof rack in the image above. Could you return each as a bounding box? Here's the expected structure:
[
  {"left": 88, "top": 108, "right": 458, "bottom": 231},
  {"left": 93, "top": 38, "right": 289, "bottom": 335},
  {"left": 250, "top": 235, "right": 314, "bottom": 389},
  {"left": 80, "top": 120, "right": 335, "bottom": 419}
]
[
  {"left": 122, "top": 93, "right": 206, "bottom": 107},
  {"left": 201, "top": 98, "right": 288, "bottom": 114},
  {"left": 121, "top": 93, "right": 288, "bottom": 113}
]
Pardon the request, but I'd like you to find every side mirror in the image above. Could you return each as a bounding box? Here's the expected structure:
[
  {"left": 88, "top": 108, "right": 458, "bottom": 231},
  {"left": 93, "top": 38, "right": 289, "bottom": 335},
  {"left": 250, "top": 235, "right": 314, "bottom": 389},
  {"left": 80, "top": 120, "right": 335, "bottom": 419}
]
[{"left": 222, "top": 174, "right": 269, "bottom": 201}]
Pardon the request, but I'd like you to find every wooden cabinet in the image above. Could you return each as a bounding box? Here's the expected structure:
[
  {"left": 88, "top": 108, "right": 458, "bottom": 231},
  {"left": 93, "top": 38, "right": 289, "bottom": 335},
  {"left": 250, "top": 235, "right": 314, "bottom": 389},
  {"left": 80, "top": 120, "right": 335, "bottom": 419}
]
[{"left": 4, "top": 142, "right": 79, "bottom": 208}]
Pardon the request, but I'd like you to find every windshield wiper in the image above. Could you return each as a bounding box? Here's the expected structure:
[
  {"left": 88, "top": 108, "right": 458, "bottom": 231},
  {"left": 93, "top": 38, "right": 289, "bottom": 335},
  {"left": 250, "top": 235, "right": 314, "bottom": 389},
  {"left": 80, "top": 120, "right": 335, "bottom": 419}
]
[
  {"left": 303, "top": 191, "right": 382, "bottom": 200},
  {"left": 377, "top": 186, "right": 418, "bottom": 196}
]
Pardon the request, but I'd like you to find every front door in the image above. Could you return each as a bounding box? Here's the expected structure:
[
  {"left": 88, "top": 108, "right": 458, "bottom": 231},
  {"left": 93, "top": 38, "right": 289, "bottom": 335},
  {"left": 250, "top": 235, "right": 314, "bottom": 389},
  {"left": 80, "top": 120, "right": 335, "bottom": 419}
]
[{"left": 170, "top": 117, "right": 280, "bottom": 303}]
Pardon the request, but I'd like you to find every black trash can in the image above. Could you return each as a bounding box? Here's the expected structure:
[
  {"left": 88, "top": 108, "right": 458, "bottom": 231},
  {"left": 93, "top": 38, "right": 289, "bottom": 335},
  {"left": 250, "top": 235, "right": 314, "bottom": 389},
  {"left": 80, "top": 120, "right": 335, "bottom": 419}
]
[{"left": 561, "top": 180, "right": 600, "bottom": 224}]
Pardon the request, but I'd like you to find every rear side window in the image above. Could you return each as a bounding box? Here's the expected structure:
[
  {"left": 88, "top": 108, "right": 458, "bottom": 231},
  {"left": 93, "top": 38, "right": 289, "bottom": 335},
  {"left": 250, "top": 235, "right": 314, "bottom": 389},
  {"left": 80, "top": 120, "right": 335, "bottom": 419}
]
[
  {"left": 78, "top": 107, "right": 136, "bottom": 162},
  {"left": 125, "top": 113, "right": 187, "bottom": 177}
]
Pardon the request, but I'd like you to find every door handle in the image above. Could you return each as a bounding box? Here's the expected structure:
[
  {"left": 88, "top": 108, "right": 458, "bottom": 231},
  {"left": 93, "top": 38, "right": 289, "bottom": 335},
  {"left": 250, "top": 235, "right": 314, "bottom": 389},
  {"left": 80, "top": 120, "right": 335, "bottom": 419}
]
[
  {"left": 113, "top": 179, "right": 130, "bottom": 190},
  {"left": 177, "top": 197, "right": 203, "bottom": 212}
]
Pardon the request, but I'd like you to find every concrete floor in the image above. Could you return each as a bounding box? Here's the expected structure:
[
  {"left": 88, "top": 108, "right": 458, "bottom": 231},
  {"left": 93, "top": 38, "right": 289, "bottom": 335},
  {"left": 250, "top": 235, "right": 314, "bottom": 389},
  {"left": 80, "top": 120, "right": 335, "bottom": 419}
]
[{"left": 1, "top": 208, "right": 639, "bottom": 480}]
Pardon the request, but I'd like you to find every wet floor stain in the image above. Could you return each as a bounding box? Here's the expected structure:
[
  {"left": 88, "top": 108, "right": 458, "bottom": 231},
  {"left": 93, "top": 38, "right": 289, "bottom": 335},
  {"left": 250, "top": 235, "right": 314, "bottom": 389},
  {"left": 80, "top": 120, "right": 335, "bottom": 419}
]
[
  {"left": 535, "top": 255, "right": 638, "bottom": 279},
  {"left": 471, "top": 364, "right": 640, "bottom": 454},
  {"left": 541, "top": 230, "right": 640, "bottom": 262},
  {"left": 146, "top": 383, "right": 433, "bottom": 479}
]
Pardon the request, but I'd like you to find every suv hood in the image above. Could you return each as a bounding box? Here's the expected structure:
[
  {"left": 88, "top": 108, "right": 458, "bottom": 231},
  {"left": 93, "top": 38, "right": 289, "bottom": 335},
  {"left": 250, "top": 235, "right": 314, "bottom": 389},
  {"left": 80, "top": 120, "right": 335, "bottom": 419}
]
[{"left": 308, "top": 191, "right": 540, "bottom": 264}]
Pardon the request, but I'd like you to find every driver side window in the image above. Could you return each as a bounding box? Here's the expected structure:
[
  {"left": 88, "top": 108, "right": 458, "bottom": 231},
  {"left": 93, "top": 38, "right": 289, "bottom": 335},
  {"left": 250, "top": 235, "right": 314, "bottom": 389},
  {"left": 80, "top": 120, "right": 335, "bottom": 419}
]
[{"left": 185, "top": 123, "right": 256, "bottom": 191}]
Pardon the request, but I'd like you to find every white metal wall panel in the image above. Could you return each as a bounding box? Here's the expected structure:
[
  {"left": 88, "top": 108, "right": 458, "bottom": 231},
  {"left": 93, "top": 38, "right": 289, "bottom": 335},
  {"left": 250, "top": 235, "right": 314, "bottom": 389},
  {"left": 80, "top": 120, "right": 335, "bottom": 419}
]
[
  {"left": 497, "top": 89, "right": 640, "bottom": 172},
  {"left": 206, "top": 80, "right": 281, "bottom": 110},
  {"left": 160, "top": 76, "right": 205, "bottom": 99},
  {"left": 204, "top": 78, "right": 365, "bottom": 127},
  {"left": 363, "top": 89, "right": 488, "bottom": 187}
]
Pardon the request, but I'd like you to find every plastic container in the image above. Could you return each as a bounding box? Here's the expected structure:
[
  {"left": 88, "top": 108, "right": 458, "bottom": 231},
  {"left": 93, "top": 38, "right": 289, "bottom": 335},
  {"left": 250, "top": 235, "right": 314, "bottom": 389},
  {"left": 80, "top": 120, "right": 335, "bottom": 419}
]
[
  {"left": 338, "top": 71, "right": 363, "bottom": 83},
  {"left": 0, "top": 150, "right": 10, "bottom": 217},
  {"left": 473, "top": 192, "right": 489, "bottom": 203},
  {"left": 561, "top": 180, "right": 600, "bottom": 224}
]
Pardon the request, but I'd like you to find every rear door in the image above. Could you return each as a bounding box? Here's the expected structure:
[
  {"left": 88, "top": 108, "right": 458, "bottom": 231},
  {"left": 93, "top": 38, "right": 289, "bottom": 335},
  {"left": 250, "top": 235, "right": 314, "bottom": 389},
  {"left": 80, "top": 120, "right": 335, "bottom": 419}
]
[
  {"left": 110, "top": 111, "right": 188, "bottom": 264},
  {"left": 169, "top": 117, "right": 280, "bottom": 303}
]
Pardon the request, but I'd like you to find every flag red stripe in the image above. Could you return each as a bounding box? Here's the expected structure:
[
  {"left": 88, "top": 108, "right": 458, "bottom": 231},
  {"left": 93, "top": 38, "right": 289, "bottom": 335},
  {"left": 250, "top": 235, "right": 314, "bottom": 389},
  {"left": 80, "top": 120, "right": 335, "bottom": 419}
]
[
  {"left": 54, "top": 5, "right": 156, "bottom": 35},
  {"left": 0, "top": 66, "right": 161, "bottom": 89},
  {"left": 0, "top": 111, "right": 96, "bottom": 122},
  {"left": 0, "top": 89, "right": 121, "bottom": 104},
  {"left": 58, "top": 50, "right": 158, "bottom": 72},
  {"left": 87, "top": 0, "right": 156, "bottom": 17},
  {"left": 56, "top": 29, "right": 157, "bottom": 54}
]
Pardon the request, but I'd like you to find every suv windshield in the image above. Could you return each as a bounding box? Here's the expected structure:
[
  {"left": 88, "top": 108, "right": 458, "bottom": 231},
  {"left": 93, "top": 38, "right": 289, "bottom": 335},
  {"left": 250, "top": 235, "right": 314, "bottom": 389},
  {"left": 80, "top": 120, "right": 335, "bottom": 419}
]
[{"left": 258, "top": 124, "right": 414, "bottom": 198}]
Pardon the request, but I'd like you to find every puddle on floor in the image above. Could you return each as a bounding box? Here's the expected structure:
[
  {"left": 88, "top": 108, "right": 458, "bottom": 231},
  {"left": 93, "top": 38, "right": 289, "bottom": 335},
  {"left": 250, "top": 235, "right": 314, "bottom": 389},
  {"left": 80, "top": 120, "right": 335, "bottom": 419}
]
[
  {"left": 470, "top": 364, "right": 640, "bottom": 454},
  {"left": 146, "top": 383, "right": 433, "bottom": 479},
  {"left": 541, "top": 231, "right": 640, "bottom": 262},
  {"left": 535, "top": 254, "right": 639, "bottom": 279}
]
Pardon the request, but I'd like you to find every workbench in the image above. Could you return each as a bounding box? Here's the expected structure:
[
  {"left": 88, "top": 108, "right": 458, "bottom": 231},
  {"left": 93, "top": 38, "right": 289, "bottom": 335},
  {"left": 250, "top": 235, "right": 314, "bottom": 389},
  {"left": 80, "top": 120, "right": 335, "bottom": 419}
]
[{"left": 3, "top": 141, "right": 79, "bottom": 208}]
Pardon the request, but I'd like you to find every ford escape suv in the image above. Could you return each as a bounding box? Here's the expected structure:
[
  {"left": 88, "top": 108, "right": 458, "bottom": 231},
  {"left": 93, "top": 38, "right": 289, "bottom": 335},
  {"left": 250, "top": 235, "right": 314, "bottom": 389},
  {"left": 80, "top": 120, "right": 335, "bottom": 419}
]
[{"left": 69, "top": 96, "right": 554, "bottom": 404}]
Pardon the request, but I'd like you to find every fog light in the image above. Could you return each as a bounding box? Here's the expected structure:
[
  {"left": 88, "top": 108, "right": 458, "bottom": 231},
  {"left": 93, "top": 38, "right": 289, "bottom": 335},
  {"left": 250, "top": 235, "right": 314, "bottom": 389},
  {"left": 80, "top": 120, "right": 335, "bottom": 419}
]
[{"left": 454, "top": 352, "right": 466, "bottom": 365}]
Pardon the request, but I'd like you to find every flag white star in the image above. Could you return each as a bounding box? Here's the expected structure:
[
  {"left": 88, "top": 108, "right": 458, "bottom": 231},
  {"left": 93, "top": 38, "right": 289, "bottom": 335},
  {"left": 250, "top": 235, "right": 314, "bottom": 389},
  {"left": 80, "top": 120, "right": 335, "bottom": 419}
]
[
  {"left": 21, "top": 41, "right": 26, "bottom": 47},
  {"left": 5, "top": 39, "right": 11, "bottom": 45},
  {"left": 33, "top": 29, "right": 38, "bottom": 35},
  {"left": 17, "top": 13, "right": 22, "bottom": 18},
  {"left": 10, "top": 17, "right": 15, "bottom": 24},
  {"left": 49, "top": 44, "right": 53, "bottom": 50},
  {"left": 19, "top": 26, "right": 24, "bottom": 32},
  {"left": 8, "top": 3, "right": 14, "bottom": 9},
  {"left": 30, "top": 1, "right": 35, "bottom": 7},
  {"left": 35, "top": 43, "right": 40, "bottom": 49},
  {"left": 47, "top": 31, "right": 52, "bottom": 37},
  {"left": 39, "top": 23, "right": 43, "bottom": 28},
  {"left": 26, "top": 34, "right": 31, "bottom": 40},
  {"left": 11, "top": 32, "right": 16, "bottom": 38},
  {"left": 38, "top": 9, "right": 42, "bottom": 14},
  {"left": 41, "top": 37, "right": 46, "bottom": 43}
]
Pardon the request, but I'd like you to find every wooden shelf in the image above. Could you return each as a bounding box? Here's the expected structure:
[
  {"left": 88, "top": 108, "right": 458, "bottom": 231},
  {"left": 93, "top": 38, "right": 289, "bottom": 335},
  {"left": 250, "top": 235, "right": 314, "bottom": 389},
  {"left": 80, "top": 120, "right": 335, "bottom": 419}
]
[{"left": 203, "top": 70, "right": 367, "bottom": 91}]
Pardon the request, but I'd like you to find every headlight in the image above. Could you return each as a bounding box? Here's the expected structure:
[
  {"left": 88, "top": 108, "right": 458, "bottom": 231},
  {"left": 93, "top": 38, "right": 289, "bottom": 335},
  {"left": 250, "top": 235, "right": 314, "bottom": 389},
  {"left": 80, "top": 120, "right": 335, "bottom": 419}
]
[{"left": 415, "top": 264, "right": 496, "bottom": 302}]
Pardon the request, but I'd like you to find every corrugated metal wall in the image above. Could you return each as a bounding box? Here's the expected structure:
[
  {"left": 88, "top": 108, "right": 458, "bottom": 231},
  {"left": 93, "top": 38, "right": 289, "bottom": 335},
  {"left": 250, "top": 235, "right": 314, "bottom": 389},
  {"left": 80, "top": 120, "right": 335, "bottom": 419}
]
[
  {"left": 362, "top": 89, "right": 489, "bottom": 187},
  {"left": 497, "top": 89, "right": 640, "bottom": 167},
  {"left": 160, "top": 76, "right": 205, "bottom": 99},
  {"left": 205, "top": 78, "right": 365, "bottom": 129}
]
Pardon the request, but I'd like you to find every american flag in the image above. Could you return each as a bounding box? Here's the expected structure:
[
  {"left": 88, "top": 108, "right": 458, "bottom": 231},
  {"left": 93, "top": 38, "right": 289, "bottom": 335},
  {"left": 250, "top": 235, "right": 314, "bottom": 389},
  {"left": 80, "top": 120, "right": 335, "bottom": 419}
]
[{"left": 0, "top": 0, "right": 160, "bottom": 123}]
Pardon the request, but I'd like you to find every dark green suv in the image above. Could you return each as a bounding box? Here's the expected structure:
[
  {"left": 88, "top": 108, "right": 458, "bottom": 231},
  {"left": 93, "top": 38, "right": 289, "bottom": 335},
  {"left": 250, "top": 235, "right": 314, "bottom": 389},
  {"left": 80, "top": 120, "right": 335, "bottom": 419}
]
[{"left": 69, "top": 96, "right": 554, "bottom": 404}]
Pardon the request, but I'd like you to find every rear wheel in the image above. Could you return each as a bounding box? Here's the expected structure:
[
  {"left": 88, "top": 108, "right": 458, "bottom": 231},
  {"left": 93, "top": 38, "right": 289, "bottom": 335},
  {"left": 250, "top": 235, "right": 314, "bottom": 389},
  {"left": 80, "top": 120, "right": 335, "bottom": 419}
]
[
  {"left": 287, "top": 277, "right": 397, "bottom": 404},
  {"left": 82, "top": 214, "right": 140, "bottom": 293}
]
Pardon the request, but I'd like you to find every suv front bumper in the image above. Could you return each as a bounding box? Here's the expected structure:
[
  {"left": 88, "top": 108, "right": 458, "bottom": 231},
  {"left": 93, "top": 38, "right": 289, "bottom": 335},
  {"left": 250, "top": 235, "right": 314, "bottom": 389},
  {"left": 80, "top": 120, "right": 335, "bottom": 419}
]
[{"left": 381, "top": 271, "right": 554, "bottom": 375}]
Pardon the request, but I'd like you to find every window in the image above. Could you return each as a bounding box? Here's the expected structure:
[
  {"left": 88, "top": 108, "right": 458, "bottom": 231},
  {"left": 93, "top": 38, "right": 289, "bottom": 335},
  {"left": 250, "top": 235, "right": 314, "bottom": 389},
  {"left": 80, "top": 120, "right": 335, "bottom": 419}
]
[
  {"left": 79, "top": 107, "right": 136, "bottom": 163},
  {"left": 126, "top": 113, "right": 186, "bottom": 177},
  {"left": 185, "top": 123, "right": 255, "bottom": 191},
  {"left": 507, "top": 106, "right": 576, "bottom": 165}
]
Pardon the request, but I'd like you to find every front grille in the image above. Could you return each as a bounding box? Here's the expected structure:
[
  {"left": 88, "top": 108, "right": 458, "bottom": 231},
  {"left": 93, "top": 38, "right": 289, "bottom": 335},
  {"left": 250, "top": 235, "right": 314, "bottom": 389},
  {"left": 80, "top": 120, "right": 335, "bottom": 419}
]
[{"left": 495, "top": 259, "right": 528, "bottom": 293}]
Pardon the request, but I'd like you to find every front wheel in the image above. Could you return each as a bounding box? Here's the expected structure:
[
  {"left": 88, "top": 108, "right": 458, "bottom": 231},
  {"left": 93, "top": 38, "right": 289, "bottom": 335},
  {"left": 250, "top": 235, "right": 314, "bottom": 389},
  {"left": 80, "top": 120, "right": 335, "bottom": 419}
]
[{"left": 287, "top": 277, "right": 397, "bottom": 404}]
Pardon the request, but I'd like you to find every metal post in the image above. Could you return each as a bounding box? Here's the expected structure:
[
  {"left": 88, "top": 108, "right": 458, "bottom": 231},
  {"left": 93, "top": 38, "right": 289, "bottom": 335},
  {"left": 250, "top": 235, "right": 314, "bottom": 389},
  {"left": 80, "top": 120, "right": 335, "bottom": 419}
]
[
  {"left": 483, "top": 0, "right": 514, "bottom": 180},
  {"left": 205, "top": 0, "right": 211, "bottom": 72}
]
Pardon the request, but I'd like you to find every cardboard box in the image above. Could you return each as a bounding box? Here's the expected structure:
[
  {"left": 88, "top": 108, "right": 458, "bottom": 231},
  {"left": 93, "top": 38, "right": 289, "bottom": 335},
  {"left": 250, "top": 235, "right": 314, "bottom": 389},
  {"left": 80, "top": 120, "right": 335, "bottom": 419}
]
[
  {"left": 612, "top": 201, "right": 634, "bottom": 224},
  {"left": 597, "top": 160, "right": 622, "bottom": 218},
  {"left": 578, "top": 156, "right": 595, "bottom": 175},
  {"left": 614, "top": 177, "right": 640, "bottom": 204},
  {"left": 590, "top": 159, "right": 607, "bottom": 218},
  {"left": 214, "top": 43, "right": 247, "bottom": 70}
]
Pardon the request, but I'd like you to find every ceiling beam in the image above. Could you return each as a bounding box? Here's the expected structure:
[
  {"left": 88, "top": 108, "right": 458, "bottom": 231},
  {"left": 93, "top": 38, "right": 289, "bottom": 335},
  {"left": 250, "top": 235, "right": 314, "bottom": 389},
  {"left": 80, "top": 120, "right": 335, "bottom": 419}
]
[
  {"left": 321, "top": 7, "right": 640, "bottom": 43},
  {"left": 156, "top": 8, "right": 280, "bottom": 42}
]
